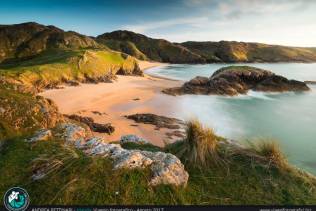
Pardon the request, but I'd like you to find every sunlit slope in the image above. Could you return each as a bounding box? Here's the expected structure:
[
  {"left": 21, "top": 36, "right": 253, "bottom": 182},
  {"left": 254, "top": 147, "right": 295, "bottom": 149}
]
[
  {"left": 0, "top": 49, "right": 141, "bottom": 92},
  {"left": 182, "top": 41, "right": 316, "bottom": 63}
]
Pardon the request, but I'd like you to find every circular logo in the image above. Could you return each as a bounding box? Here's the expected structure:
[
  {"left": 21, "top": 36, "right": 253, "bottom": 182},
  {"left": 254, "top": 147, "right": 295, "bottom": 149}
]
[{"left": 3, "top": 187, "right": 30, "bottom": 211}]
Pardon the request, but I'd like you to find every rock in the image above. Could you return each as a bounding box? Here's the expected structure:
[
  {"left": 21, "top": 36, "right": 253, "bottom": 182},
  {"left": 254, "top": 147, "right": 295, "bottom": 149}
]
[
  {"left": 26, "top": 129, "right": 52, "bottom": 142},
  {"left": 145, "top": 151, "right": 189, "bottom": 187},
  {"left": 57, "top": 123, "right": 90, "bottom": 147},
  {"left": 67, "top": 80, "right": 80, "bottom": 86},
  {"left": 113, "top": 150, "right": 153, "bottom": 169},
  {"left": 120, "top": 134, "right": 149, "bottom": 145},
  {"left": 125, "top": 113, "right": 184, "bottom": 130},
  {"left": 163, "top": 66, "right": 310, "bottom": 96},
  {"left": 304, "top": 81, "right": 316, "bottom": 85},
  {"left": 166, "top": 130, "right": 185, "bottom": 139},
  {"left": 65, "top": 114, "right": 115, "bottom": 134},
  {"left": 0, "top": 107, "right": 5, "bottom": 114},
  {"left": 25, "top": 123, "right": 189, "bottom": 187},
  {"left": 84, "top": 140, "right": 188, "bottom": 186}
]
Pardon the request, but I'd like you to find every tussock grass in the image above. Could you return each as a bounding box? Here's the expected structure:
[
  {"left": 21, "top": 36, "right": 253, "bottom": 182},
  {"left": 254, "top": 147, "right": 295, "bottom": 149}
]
[
  {"left": 225, "top": 140, "right": 289, "bottom": 172},
  {"left": 168, "top": 119, "right": 220, "bottom": 167},
  {"left": 250, "top": 141, "right": 288, "bottom": 169}
]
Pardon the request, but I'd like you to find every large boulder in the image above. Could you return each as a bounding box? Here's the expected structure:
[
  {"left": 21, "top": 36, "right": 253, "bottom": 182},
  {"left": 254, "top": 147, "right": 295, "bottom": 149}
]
[
  {"left": 163, "top": 66, "right": 310, "bottom": 96},
  {"left": 84, "top": 139, "right": 189, "bottom": 187}
]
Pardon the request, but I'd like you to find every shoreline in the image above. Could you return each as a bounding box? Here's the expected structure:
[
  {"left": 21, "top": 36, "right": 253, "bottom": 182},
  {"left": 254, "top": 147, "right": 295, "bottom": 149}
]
[{"left": 40, "top": 61, "right": 182, "bottom": 146}]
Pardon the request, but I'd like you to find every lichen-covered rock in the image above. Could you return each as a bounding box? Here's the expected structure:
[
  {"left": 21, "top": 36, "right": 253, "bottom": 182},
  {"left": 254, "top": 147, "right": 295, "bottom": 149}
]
[
  {"left": 26, "top": 129, "right": 52, "bottom": 142},
  {"left": 56, "top": 123, "right": 91, "bottom": 147},
  {"left": 113, "top": 150, "right": 153, "bottom": 169},
  {"left": 146, "top": 152, "right": 189, "bottom": 186},
  {"left": 83, "top": 139, "right": 188, "bottom": 187},
  {"left": 120, "top": 135, "right": 149, "bottom": 145}
]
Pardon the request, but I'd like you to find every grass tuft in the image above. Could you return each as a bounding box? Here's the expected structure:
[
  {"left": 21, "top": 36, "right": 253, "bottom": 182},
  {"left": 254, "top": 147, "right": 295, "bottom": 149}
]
[
  {"left": 168, "top": 119, "right": 220, "bottom": 167},
  {"left": 249, "top": 141, "right": 288, "bottom": 170}
]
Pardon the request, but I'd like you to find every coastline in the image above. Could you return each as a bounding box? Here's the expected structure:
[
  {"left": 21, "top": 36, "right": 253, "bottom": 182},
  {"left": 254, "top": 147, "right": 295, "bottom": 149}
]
[{"left": 40, "top": 61, "right": 182, "bottom": 146}]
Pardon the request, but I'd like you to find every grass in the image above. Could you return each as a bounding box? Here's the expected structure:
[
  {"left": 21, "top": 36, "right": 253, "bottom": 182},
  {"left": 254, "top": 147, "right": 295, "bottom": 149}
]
[
  {"left": 0, "top": 49, "right": 139, "bottom": 90},
  {"left": 0, "top": 135, "right": 315, "bottom": 205},
  {"left": 0, "top": 88, "right": 52, "bottom": 140},
  {"left": 166, "top": 120, "right": 220, "bottom": 167}
]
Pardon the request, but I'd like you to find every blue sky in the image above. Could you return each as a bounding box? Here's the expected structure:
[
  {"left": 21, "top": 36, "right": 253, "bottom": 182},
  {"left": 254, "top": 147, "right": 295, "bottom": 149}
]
[{"left": 1, "top": 0, "right": 316, "bottom": 46}]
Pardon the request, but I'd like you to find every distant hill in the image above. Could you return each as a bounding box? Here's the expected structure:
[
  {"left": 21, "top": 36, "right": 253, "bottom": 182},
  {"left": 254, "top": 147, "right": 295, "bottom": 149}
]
[
  {"left": 181, "top": 41, "right": 316, "bottom": 63},
  {"left": 0, "top": 22, "right": 100, "bottom": 63},
  {"left": 97, "top": 30, "right": 316, "bottom": 63},
  {"left": 96, "top": 30, "right": 206, "bottom": 63},
  {"left": 1, "top": 22, "right": 316, "bottom": 64}
]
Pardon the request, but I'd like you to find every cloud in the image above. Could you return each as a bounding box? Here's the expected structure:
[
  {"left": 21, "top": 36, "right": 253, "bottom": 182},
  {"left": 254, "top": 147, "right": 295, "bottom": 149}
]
[
  {"left": 120, "top": 0, "right": 316, "bottom": 46},
  {"left": 122, "top": 16, "right": 209, "bottom": 34}
]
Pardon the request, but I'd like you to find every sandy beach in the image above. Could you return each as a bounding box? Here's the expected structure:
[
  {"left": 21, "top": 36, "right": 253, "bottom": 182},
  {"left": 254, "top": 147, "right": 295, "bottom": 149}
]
[{"left": 40, "top": 61, "right": 182, "bottom": 146}]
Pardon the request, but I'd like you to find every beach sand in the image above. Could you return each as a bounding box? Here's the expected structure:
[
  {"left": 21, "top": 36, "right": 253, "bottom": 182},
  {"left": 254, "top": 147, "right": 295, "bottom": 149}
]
[{"left": 40, "top": 61, "right": 183, "bottom": 146}]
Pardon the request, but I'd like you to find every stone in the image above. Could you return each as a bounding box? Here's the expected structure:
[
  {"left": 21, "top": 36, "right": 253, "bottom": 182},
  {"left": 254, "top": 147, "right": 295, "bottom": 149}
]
[
  {"left": 26, "top": 129, "right": 52, "bottom": 142},
  {"left": 125, "top": 113, "right": 184, "bottom": 130},
  {"left": 120, "top": 134, "right": 149, "bottom": 145},
  {"left": 65, "top": 114, "right": 115, "bottom": 134},
  {"left": 84, "top": 141, "right": 189, "bottom": 186},
  {"left": 57, "top": 123, "right": 89, "bottom": 147}
]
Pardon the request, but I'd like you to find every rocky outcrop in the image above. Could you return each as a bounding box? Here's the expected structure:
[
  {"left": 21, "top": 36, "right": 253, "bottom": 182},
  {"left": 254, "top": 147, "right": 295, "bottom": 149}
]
[
  {"left": 85, "top": 139, "right": 189, "bottom": 186},
  {"left": 55, "top": 123, "right": 92, "bottom": 147},
  {"left": 163, "top": 66, "right": 310, "bottom": 96},
  {"left": 125, "top": 113, "right": 184, "bottom": 130},
  {"left": 65, "top": 114, "right": 115, "bottom": 134},
  {"left": 120, "top": 135, "right": 149, "bottom": 145},
  {"left": 28, "top": 124, "right": 189, "bottom": 187},
  {"left": 305, "top": 81, "right": 316, "bottom": 85}
]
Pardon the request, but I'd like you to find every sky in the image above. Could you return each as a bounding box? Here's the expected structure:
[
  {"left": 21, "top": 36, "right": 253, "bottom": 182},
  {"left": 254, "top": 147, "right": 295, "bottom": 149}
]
[{"left": 1, "top": 0, "right": 316, "bottom": 47}]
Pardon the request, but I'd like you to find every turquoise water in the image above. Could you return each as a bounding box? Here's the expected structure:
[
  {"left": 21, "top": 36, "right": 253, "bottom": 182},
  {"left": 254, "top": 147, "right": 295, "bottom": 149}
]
[{"left": 148, "top": 63, "right": 316, "bottom": 174}]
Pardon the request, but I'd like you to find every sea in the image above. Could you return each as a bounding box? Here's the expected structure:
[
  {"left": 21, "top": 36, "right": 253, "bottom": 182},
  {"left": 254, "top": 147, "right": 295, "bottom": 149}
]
[{"left": 147, "top": 63, "right": 316, "bottom": 174}]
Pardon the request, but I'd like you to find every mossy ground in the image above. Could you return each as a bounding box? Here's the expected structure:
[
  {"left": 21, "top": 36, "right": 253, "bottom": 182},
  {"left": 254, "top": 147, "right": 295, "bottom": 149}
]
[{"left": 0, "top": 136, "right": 315, "bottom": 205}]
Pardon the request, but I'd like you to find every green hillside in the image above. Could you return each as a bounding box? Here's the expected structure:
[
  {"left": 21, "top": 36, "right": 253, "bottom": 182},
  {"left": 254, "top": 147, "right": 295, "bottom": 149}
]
[
  {"left": 97, "top": 30, "right": 316, "bottom": 63},
  {"left": 181, "top": 41, "right": 316, "bottom": 63},
  {"left": 97, "top": 30, "right": 206, "bottom": 63},
  {"left": 0, "top": 49, "right": 141, "bottom": 93}
]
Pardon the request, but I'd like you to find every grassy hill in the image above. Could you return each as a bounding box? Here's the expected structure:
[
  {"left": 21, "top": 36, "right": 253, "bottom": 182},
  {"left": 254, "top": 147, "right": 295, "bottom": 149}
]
[
  {"left": 97, "top": 30, "right": 206, "bottom": 63},
  {"left": 181, "top": 41, "right": 316, "bottom": 63},
  {"left": 0, "top": 49, "right": 141, "bottom": 93},
  {"left": 0, "top": 22, "right": 102, "bottom": 63},
  {"left": 2, "top": 22, "right": 316, "bottom": 64},
  {"left": 97, "top": 30, "right": 316, "bottom": 63}
]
